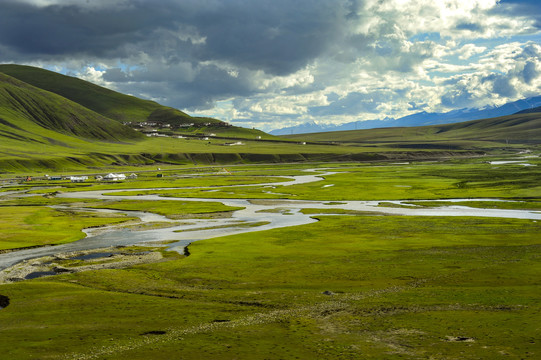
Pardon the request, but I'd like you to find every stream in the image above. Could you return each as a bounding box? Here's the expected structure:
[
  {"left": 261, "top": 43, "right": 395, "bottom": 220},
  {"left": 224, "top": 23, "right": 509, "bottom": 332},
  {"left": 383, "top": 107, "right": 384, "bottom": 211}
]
[{"left": 1, "top": 169, "right": 540, "bottom": 271}]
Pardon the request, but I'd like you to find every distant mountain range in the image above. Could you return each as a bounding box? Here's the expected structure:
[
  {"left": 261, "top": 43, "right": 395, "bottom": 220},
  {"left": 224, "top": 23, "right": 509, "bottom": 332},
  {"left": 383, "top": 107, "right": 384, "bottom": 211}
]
[{"left": 269, "top": 96, "right": 541, "bottom": 135}]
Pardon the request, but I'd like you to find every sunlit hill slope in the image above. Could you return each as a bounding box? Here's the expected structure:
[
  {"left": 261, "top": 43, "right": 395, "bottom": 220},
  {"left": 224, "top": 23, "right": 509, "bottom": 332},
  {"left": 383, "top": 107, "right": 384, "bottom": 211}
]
[{"left": 284, "top": 112, "right": 541, "bottom": 148}]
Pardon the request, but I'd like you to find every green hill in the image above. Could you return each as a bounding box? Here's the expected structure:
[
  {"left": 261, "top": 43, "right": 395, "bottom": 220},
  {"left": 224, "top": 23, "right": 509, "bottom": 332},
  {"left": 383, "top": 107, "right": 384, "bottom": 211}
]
[
  {"left": 284, "top": 112, "right": 541, "bottom": 148},
  {"left": 0, "top": 64, "right": 274, "bottom": 140},
  {"left": 0, "top": 65, "right": 345, "bottom": 173},
  {"left": 0, "top": 72, "right": 142, "bottom": 142},
  {"left": 0, "top": 64, "right": 207, "bottom": 126}
]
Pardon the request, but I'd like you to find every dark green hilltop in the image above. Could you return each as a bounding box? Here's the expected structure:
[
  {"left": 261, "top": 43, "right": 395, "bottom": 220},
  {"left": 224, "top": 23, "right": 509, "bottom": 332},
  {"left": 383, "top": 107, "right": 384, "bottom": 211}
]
[
  {"left": 0, "top": 71, "right": 142, "bottom": 142},
  {"left": 0, "top": 64, "right": 225, "bottom": 128}
]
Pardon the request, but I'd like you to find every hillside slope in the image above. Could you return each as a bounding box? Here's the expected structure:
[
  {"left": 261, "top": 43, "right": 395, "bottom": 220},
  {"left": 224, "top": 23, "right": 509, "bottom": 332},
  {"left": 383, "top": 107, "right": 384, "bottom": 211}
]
[
  {"left": 0, "top": 64, "right": 203, "bottom": 125},
  {"left": 0, "top": 72, "right": 142, "bottom": 143},
  {"left": 284, "top": 112, "right": 541, "bottom": 146}
]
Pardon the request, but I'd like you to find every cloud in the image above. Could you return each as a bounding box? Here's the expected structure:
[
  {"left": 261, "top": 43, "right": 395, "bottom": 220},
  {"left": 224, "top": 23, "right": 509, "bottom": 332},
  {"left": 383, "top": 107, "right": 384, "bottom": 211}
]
[
  {"left": 458, "top": 44, "right": 487, "bottom": 60},
  {"left": 0, "top": 0, "right": 540, "bottom": 130},
  {"left": 439, "top": 43, "right": 541, "bottom": 108}
]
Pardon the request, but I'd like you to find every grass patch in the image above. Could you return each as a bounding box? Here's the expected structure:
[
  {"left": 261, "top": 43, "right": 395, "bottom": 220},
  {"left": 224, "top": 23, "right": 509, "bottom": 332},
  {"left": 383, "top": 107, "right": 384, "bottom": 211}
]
[
  {"left": 87, "top": 199, "right": 244, "bottom": 219},
  {"left": 407, "top": 199, "right": 541, "bottom": 210},
  {"left": 0, "top": 206, "right": 132, "bottom": 250}
]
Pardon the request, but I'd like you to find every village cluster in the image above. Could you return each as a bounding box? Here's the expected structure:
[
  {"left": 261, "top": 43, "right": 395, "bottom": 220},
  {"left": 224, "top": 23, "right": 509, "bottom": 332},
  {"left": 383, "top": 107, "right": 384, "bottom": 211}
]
[{"left": 41, "top": 173, "right": 139, "bottom": 183}]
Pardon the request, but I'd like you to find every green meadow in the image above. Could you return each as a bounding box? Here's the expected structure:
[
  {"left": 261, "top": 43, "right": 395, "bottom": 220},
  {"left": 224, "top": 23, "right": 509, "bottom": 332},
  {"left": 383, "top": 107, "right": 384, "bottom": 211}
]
[
  {"left": 0, "top": 158, "right": 540, "bottom": 359},
  {"left": 109, "top": 157, "right": 541, "bottom": 202}
]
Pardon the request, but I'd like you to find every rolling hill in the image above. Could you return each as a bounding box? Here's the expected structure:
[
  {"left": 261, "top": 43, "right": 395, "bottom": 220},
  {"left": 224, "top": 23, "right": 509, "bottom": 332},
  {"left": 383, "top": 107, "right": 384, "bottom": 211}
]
[
  {"left": 0, "top": 65, "right": 367, "bottom": 173},
  {"left": 0, "top": 72, "right": 142, "bottom": 142},
  {"left": 0, "top": 64, "right": 219, "bottom": 126},
  {"left": 283, "top": 111, "right": 541, "bottom": 148},
  {"left": 516, "top": 106, "right": 541, "bottom": 114}
]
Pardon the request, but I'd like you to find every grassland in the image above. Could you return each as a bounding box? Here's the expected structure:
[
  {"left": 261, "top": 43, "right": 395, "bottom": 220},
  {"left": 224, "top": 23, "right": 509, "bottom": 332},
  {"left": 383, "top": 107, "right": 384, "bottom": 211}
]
[
  {"left": 86, "top": 199, "right": 244, "bottom": 219},
  {"left": 0, "top": 206, "right": 132, "bottom": 250},
  {"left": 1, "top": 65, "right": 539, "bottom": 178},
  {"left": 0, "top": 215, "right": 539, "bottom": 359},
  {"left": 0, "top": 157, "right": 540, "bottom": 359},
  {"left": 107, "top": 156, "right": 541, "bottom": 202},
  {"left": 1, "top": 65, "right": 333, "bottom": 173}
]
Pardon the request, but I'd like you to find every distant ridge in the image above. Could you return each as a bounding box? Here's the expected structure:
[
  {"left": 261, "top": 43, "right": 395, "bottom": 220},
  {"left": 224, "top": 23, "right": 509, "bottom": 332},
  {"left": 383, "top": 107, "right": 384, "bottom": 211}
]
[
  {"left": 516, "top": 105, "right": 541, "bottom": 114},
  {"left": 270, "top": 96, "right": 541, "bottom": 135},
  {"left": 283, "top": 111, "right": 541, "bottom": 145}
]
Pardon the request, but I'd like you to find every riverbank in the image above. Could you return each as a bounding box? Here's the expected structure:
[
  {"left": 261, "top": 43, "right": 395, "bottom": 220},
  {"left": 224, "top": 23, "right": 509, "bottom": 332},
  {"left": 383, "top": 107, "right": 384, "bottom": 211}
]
[{"left": 0, "top": 246, "right": 167, "bottom": 284}]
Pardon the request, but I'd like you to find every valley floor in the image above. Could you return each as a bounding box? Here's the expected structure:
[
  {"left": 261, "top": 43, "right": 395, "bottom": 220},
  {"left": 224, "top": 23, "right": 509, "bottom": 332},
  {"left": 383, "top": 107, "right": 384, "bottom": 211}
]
[{"left": 0, "top": 156, "right": 540, "bottom": 359}]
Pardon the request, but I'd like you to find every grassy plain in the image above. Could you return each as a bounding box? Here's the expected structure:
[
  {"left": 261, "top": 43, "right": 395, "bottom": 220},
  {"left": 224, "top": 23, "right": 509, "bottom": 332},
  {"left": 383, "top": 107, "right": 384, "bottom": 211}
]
[
  {"left": 0, "top": 206, "right": 132, "bottom": 250},
  {"left": 86, "top": 199, "right": 244, "bottom": 219},
  {"left": 285, "top": 112, "right": 541, "bottom": 146},
  {"left": 0, "top": 158, "right": 540, "bottom": 359},
  {"left": 110, "top": 157, "right": 541, "bottom": 202}
]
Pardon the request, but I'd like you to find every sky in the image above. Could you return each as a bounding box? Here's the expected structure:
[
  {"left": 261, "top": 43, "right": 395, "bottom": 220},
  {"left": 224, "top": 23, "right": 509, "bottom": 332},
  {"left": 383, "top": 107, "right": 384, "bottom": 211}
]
[{"left": 1, "top": 0, "right": 540, "bottom": 131}]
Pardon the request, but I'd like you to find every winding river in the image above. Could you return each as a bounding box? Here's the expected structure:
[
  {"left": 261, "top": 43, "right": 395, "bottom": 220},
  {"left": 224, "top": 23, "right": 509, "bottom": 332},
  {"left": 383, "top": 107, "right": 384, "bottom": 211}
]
[{"left": 1, "top": 169, "right": 540, "bottom": 271}]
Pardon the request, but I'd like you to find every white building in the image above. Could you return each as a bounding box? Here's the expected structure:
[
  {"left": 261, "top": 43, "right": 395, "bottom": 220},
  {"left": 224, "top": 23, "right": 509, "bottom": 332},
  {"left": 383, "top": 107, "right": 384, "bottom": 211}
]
[
  {"left": 70, "top": 176, "right": 88, "bottom": 183},
  {"left": 103, "top": 173, "right": 126, "bottom": 181}
]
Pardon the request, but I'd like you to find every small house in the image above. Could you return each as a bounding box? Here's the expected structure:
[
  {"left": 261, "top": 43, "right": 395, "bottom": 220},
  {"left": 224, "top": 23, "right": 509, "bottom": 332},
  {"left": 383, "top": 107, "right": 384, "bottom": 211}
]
[
  {"left": 70, "top": 176, "right": 88, "bottom": 183},
  {"left": 103, "top": 173, "right": 126, "bottom": 181}
]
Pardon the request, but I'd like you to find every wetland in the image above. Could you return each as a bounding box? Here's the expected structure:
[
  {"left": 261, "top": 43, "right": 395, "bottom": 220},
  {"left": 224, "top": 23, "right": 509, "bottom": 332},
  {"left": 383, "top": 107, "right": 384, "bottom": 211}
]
[{"left": 0, "top": 157, "right": 540, "bottom": 359}]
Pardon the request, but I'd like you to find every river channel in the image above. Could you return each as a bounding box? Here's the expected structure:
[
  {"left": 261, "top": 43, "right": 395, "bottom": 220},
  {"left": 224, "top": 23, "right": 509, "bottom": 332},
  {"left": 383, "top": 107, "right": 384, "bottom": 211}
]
[{"left": 1, "top": 169, "right": 540, "bottom": 271}]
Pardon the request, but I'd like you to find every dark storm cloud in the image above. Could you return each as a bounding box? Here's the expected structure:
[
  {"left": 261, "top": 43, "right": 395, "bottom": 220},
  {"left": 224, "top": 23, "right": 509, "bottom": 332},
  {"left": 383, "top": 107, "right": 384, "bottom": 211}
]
[
  {"left": 496, "top": 0, "right": 541, "bottom": 30},
  {"left": 106, "top": 62, "right": 259, "bottom": 110},
  {"left": 0, "top": 0, "right": 349, "bottom": 75},
  {"left": 0, "top": 1, "right": 167, "bottom": 58},
  {"left": 194, "top": 1, "right": 347, "bottom": 75},
  {"left": 0, "top": 0, "right": 357, "bottom": 112}
]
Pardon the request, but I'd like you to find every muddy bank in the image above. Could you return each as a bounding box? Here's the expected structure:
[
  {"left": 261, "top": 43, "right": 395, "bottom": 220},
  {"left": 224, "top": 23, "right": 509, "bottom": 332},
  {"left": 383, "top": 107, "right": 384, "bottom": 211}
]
[{"left": 0, "top": 247, "right": 165, "bottom": 284}]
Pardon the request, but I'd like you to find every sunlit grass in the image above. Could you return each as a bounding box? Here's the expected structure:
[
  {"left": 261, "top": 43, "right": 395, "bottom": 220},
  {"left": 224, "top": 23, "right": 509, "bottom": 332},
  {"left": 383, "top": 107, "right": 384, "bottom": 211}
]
[
  {"left": 1, "top": 160, "right": 540, "bottom": 359},
  {"left": 0, "top": 206, "right": 132, "bottom": 250}
]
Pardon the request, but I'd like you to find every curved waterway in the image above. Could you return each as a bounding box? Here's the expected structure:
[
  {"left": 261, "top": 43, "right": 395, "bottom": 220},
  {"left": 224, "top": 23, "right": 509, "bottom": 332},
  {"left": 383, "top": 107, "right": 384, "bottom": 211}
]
[{"left": 1, "top": 170, "right": 540, "bottom": 271}]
